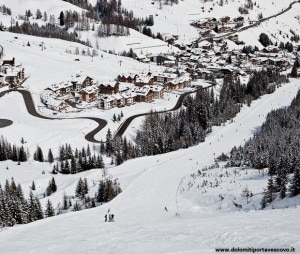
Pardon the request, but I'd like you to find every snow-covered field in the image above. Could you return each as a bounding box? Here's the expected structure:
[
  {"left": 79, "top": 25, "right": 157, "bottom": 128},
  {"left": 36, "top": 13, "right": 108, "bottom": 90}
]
[
  {"left": 0, "top": 31, "right": 178, "bottom": 142},
  {"left": 1, "top": 0, "right": 300, "bottom": 252},
  {"left": 1, "top": 79, "right": 300, "bottom": 254}
]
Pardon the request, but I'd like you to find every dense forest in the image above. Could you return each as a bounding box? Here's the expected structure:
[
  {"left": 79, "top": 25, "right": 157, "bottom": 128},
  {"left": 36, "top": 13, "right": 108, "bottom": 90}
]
[
  {"left": 134, "top": 70, "right": 288, "bottom": 156},
  {"left": 51, "top": 143, "right": 105, "bottom": 174},
  {"left": 0, "top": 178, "right": 44, "bottom": 227},
  {"left": 7, "top": 0, "right": 156, "bottom": 45},
  {"left": 0, "top": 136, "right": 27, "bottom": 162},
  {"left": 227, "top": 88, "right": 300, "bottom": 207},
  {"left": 9, "top": 22, "right": 90, "bottom": 46},
  {"left": 0, "top": 176, "right": 121, "bottom": 227}
]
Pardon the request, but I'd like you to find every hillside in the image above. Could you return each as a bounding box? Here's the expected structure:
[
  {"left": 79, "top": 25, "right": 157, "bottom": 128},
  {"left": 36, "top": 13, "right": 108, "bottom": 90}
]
[
  {"left": 0, "top": 79, "right": 300, "bottom": 253},
  {"left": 1, "top": 0, "right": 300, "bottom": 253}
]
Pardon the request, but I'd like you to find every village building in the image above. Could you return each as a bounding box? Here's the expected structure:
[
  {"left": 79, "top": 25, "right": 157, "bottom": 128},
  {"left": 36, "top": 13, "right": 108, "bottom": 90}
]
[
  {"left": 2, "top": 57, "right": 15, "bottom": 67},
  {"left": 120, "top": 91, "right": 135, "bottom": 106},
  {"left": 117, "top": 73, "right": 138, "bottom": 83},
  {"left": 132, "top": 86, "right": 154, "bottom": 103},
  {"left": 153, "top": 73, "right": 177, "bottom": 83},
  {"left": 40, "top": 90, "right": 68, "bottom": 111},
  {"left": 149, "top": 85, "right": 164, "bottom": 99},
  {"left": 71, "top": 74, "right": 93, "bottom": 92},
  {"left": 47, "top": 82, "right": 73, "bottom": 96},
  {"left": 5, "top": 67, "right": 25, "bottom": 88},
  {"left": 263, "top": 46, "right": 280, "bottom": 54},
  {"left": 98, "top": 95, "right": 116, "bottom": 110},
  {"left": 99, "top": 82, "right": 120, "bottom": 95},
  {"left": 112, "top": 93, "right": 125, "bottom": 107},
  {"left": 165, "top": 75, "right": 190, "bottom": 90},
  {"left": 220, "top": 16, "right": 230, "bottom": 23},
  {"left": 134, "top": 73, "right": 154, "bottom": 87},
  {"left": 80, "top": 85, "right": 98, "bottom": 103},
  {"left": 0, "top": 74, "right": 5, "bottom": 86}
]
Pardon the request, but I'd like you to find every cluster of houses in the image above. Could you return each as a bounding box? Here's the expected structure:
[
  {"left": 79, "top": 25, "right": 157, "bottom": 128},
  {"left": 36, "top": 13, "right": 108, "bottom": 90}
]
[
  {"left": 136, "top": 35, "right": 298, "bottom": 86},
  {"left": 0, "top": 57, "right": 25, "bottom": 88},
  {"left": 191, "top": 16, "right": 245, "bottom": 38},
  {"left": 40, "top": 71, "right": 191, "bottom": 111}
]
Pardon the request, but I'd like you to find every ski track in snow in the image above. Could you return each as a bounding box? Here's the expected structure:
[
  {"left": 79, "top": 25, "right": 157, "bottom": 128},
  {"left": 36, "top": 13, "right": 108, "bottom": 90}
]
[{"left": 0, "top": 80, "right": 299, "bottom": 253}]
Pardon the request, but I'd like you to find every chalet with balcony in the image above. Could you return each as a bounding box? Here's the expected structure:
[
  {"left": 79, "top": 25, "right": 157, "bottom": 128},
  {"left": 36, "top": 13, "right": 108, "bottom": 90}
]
[
  {"left": 40, "top": 90, "right": 68, "bottom": 111},
  {"left": 132, "top": 86, "right": 154, "bottom": 103},
  {"left": 135, "top": 73, "right": 154, "bottom": 87},
  {"left": 120, "top": 91, "right": 135, "bottom": 106},
  {"left": 153, "top": 73, "right": 177, "bottom": 84},
  {"left": 99, "top": 82, "right": 119, "bottom": 95},
  {"left": 98, "top": 95, "right": 116, "bottom": 110},
  {"left": 47, "top": 82, "right": 73, "bottom": 96},
  {"left": 71, "top": 74, "right": 93, "bottom": 92},
  {"left": 150, "top": 85, "right": 164, "bottom": 99},
  {"left": 80, "top": 85, "right": 98, "bottom": 103},
  {"left": 2, "top": 57, "right": 15, "bottom": 67},
  {"left": 5, "top": 67, "right": 25, "bottom": 88},
  {"left": 117, "top": 73, "right": 138, "bottom": 83}
]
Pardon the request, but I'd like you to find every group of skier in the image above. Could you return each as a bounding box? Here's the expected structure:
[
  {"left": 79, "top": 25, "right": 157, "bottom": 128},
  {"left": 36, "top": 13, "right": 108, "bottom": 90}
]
[
  {"left": 104, "top": 206, "right": 170, "bottom": 222},
  {"left": 104, "top": 213, "right": 114, "bottom": 222}
]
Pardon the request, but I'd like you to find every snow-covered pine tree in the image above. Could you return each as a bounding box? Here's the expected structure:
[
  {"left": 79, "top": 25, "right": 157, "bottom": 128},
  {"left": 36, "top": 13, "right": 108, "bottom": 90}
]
[
  {"left": 45, "top": 199, "right": 55, "bottom": 217},
  {"left": 48, "top": 149, "right": 54, "bottom": 163}
]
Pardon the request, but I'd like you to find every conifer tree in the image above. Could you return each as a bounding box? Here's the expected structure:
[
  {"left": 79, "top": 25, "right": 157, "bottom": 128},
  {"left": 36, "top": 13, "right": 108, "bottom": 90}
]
[
  {"left": 75, "top": 178, "right": 85, "bottom": 199},
  {"left": 59, "top": 11, "right": 65, "bottom": 26},
  {"left": 48, "top": 149, "right": 54, "bottom": 163},
  {"left": 45, "top": 199, "right": 55, "bottom": 217},
  {"left": 290, "top": 168, "right": 300, "bottom": 197},
  {"left": 34, "top": 146, "right": 44, "bottom": 162},
  {"left": 63, "top": 193, "right": 69, "bottom": 210},
  {"left": 31, "top": 181, "right": 36, "bottom": 191}
]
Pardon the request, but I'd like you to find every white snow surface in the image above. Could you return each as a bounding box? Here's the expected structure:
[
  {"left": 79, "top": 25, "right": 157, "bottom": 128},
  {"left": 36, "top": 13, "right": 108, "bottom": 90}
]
[{"left": 0, "top": 79, "right": 300, "bottom": 253}]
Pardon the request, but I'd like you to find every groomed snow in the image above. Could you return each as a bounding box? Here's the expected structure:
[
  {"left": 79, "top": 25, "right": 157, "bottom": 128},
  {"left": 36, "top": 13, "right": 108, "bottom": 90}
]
[{"left": 0, "top": 79, "right": 299, "bottom": 253}]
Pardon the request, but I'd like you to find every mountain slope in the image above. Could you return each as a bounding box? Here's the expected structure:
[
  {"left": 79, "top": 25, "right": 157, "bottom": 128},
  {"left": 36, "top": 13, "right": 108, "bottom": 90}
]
[{"left": 1, "top": 79, "right": 300, "bottom": 253}]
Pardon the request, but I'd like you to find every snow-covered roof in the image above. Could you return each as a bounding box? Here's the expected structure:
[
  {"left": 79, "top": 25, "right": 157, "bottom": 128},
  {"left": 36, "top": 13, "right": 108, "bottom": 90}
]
[
  {"left": 112, "top": 93, "right": 124, "bottom": 100},
  {"left": 120, "top": 91, "right": 135, "bottom": 99},
  {"left": 135, "top": 74, "right": 153, "bottom": 84},
  {"left": 149, "top": 85, "right": 164, "bottom": 92},
  {"left": 119, "top": 82, "right": 135, "bottom": 92},
  {"left": 81, "top": 85, "right": 97, "bottom": 94},
  {"left": 71, "top": 74, "right": 91, "bottom": 84},
  {"left": 100, "top": 95, "right": 115, "bottom": 102},
  {"left": 100, "top": 81, "right": 119, "bottom": 88},
  {"left": 154, "top": 73, "right": 177, "bottom": 79},
  {"left": 46, "top": 98, "right": 66, "bottom": 108},
  {"left": 48, "top": 82, "right": 72, "bottom": 92},
  {"left": 132, "top": 85, "right": 151, "bottom": 96}
]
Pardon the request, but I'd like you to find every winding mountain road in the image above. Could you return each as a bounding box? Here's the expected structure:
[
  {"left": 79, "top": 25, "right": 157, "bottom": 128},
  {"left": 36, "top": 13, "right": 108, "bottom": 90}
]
[
  {"left": 0, "top": 83, "right": 216, "bottom": 143},
  {"left": 115, "top": 83, "right": 216, "bottom": 137},
  {"left": 0, "top": 89, "right": 107, "bottom": 143},
  {"left": 195, "top": 0, "right": 300, "bottom": 44}
]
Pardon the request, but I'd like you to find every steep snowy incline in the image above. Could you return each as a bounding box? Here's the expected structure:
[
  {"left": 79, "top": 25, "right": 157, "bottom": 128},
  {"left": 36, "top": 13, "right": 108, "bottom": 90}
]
[
  {"left": 1, "top": 0, "right": 83, "bottom": 16},
  {"left": 0, "top": 80, "right": 300, "bottom": 253},
  {"left": 119, "top": 0, "right": 296, "bottom": 43}
]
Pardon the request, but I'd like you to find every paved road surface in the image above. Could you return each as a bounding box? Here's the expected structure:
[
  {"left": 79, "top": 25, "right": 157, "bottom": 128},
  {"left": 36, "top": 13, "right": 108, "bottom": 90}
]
[
  {"left": 115, "top": 83, "right": 216, "bottom": 137},
  {"left": 0, "top": 89, "right": 107, "bottom": 143}
]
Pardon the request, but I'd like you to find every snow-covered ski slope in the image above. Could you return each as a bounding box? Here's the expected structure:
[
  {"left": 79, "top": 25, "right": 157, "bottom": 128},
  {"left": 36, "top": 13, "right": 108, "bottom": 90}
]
[
  {"left": 1, "top": 79, "right": 300, "bottom": 253},
  {"left": 119, "top": 0, "right": 298, "bottom": 43},
  {"left": 2, "top": 0, "right": 300, "bottom": 50},
  {"left": 1, "top": 0, "right": 83, "bottom": 16}
]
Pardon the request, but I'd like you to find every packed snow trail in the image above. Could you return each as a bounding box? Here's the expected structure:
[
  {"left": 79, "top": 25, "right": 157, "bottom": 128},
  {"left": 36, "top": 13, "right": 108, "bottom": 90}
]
[{"left": 0, "top": 80, "right": 300, "bottom": 253}]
